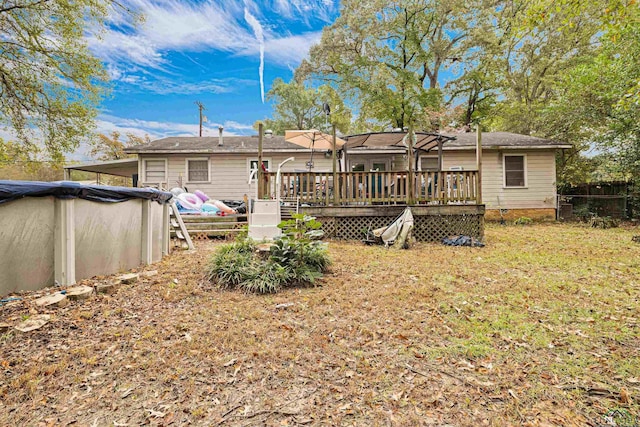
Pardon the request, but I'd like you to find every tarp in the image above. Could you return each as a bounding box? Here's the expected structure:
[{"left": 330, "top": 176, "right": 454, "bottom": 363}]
[
  {"left": 442, "top": 235, "right": 485, "bottom": 247},
  {"left": 0, "top": 180, "right": 173, "bottom": 205},
  {"left": 368, "top": 207, "right": 414, "bottom": 247}
]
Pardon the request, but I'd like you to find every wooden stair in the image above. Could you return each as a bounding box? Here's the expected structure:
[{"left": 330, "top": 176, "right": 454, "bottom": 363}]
[
  {"left": 171, "top": 213, "right": 248, "bottom": 239},
  {"left": 280, "top": 197, "right": 299, "bottom": 220},
  {"left": 169, "top": 202, "right": 194, "bottom": 250}
]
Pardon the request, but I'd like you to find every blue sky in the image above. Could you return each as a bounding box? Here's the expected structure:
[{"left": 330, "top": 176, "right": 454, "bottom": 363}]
[{"left": 79, "top": 0, "right": 339, "bottom": 159}]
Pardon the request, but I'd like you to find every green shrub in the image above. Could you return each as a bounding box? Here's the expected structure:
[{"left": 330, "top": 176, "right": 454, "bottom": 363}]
[
  {"left": 206, "top": 238, "right": 256, "bottom": 288},
  {"left": 589, "top": 216, "right": 620, "bottom": 229},
  {"left": 573, "top": 204, "right": 595, "bottom": 222},
  {"left": 514, "top": 216, "right": 533, "bottom": 226},
  {"left": 207, "top": 214, "right": 330, "bottom": 293}
]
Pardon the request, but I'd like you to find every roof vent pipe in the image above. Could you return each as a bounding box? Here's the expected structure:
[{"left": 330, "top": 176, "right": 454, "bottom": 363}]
[
  {"left": 218, "top": 126, "right": 223, "bottom": 146},
  {"left": 265, "top": 129, "right": 273, "bottom": 137}
]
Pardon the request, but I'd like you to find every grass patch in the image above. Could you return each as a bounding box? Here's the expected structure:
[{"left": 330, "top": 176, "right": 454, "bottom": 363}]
[{"left": 0, "top": 223, "right": 639, "bottom": 426}]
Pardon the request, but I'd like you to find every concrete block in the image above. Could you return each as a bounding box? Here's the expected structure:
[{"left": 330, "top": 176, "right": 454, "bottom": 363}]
[
  {"left": 118, "top": 273, "right": 139, "bottom": 284},
  {"left": 96, "top": 283, "right": 118, "bottom": 294},
  {"left": 15, "top": 314, "right": 50, "bottom": 332},
  {"left": 66, "top": 285, "right": 93, "bottom": 301},
  {"left": 251, "top": 213, "right": 280, "bottom": 225},
  {"left": 252, "top": 200, "right": 280, "bottom": 214},
  {"left": 34, "top": 293, "right": 68, "bottom": 308},
  {"left": 248, "top": 225, "right": 281, "bottom": 241}
]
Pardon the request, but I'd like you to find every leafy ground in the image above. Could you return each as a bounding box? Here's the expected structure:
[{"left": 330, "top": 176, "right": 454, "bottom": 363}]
[{"left": 1, "top": 223, "right": 639, "bottom": 426}]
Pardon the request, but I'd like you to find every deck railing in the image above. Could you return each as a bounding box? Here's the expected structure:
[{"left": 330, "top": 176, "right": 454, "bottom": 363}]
[{"left": 263, "top": 170, "right": 480, "bottom": 205}]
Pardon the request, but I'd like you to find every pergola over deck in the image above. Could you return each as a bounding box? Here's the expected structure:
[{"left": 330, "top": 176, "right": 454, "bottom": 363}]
[
  {"left": 344, "top": 131, "right": 453, "bottom": 152},
  {"left": 264, "top": 130, "right": 483, "bottom": 207}
]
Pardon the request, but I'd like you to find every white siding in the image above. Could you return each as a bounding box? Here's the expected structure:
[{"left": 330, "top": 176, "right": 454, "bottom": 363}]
[
  {"left": 138, "top": 148, "right": 557, "bottom": 208},
  {"left": 139, "top": 153, "right": 332, "bottom": 201},
  {"left": 442, "top": 149, "right": 557, "bottom": 209}
]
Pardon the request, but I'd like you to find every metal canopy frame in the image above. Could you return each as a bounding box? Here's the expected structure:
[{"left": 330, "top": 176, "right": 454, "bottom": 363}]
[{"left": 343, "top": 131, "right": 456, "bottom": 152}]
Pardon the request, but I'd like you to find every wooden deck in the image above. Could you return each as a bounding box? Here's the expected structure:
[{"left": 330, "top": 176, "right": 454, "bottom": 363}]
[{"left": 264, "top": 170, "right": 479, "bottom": 206}]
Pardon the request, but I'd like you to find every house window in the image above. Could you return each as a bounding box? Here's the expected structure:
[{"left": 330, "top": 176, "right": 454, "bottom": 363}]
[
  {"left": 248, "top": 159, "right": 270, "bottom": 181},
  {"left": 371, "top": 162, "right": 386, "bottom": 172},
  {"left": 420, "top": 156, "right": 439, "bottom": 171},
  {"left": 144, "top": 159, "right": 166, "bottom": 183},
  {"left": 187, "top": 158, "right": 209, "bottom": 182},
  {"left": 504, "top": 154, "right": 526, "bottom": 187}
]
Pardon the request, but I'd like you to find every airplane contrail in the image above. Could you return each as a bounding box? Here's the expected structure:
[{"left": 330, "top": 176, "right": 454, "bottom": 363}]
[{"left": 244, "top": 8, "right": 265, "bottom": 103}]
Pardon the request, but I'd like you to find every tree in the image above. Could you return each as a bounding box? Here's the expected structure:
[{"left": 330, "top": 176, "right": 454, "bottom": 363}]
[
  {"left": 89, "top": 131, "right": 149, "bottom": 161},
  {"left": 0, "top": 138, "right": 64, "bottom": 180},
  {"left": 258, "top": 78, "right": 352, "bottom": 134},
  {"left": 0, "top": 0, "right": 126, "bottom": 162},
  {"left": 471, "top": 0, "right": 638, "bottom": 135},
  {"left": 544, "top": 14, "right": 640, "bottom": 185},
  {"left": 297, "top": 0, "right": 487, "bottom": 130}
]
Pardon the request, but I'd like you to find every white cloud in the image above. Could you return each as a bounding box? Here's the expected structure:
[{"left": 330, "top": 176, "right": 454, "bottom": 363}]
[
  {"left": 264, "top": 32, "right": 323, "bottom": 64},
  {"left": 0, "top": 116, "right": 256, "bottom": 162},
  {"left": 90, "top": 0, "right": 336, "bottom": 73},
  {"left": 270, "top": 0, "right": 337, "bottom": 23},
  {"left": 96, "top": 114, "right": 254, "bottom": 139}
]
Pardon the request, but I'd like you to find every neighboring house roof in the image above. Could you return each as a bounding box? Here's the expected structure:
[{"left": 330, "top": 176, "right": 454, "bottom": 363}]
[
  {"left": 124, "top": 135, "right": 311, "bottom": 154},
  {"left": 125, "top": 132, "right": 571, "bottom": 155}
]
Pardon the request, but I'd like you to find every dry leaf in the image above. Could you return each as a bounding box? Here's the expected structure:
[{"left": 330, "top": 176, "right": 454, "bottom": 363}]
[
  {"left": 223, "top": 359, "right": 237, "bottom": 367},
  {"left": 620, "top": 387, "right": 631, "bottom": 404}
]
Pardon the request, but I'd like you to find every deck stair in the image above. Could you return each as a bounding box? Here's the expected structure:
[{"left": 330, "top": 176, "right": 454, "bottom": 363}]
[
  {"left": 279, "top": 197, "right": 299, "bottom": 220},
  {"left": 248, "top": 199, "right": 282, "bottom": 241}
]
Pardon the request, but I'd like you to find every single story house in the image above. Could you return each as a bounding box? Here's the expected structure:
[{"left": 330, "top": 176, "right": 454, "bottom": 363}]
[{"left": 114, "top": 130, "right": 569, "bottom": 221}]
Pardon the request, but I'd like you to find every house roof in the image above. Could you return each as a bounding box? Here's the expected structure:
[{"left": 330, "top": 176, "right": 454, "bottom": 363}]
[
  {"left": 125, "top": 132, "right": 571, "bottom": 155},
  {"left": 124, "top": 135, "right": 311, "bottom": 154},
  {"left": 440, "top": 131, "right": 571, "bottom": 150}
]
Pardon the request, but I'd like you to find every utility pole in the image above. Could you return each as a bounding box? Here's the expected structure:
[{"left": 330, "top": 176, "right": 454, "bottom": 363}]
[{"left": 195, "top": 101, "right": 205, "bottom": 137}]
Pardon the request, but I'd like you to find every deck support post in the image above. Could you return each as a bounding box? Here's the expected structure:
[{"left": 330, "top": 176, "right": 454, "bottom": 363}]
[
  {"left": 332, "top": 124, "right": 338, "bottom": 205},
  {"left": 476, "top": 125, "right": 483, "bottom": 204},
  {"left": 141, "top": 200, "right": 153, "bottom": 265},
  {"left": 54, "top": 198, "right": 76, "bottom": 286},
  {"left": 407, "top": 127, "right": 415, "bottom": 205},
  {"left": 258, "top": 122, "right": 264, "bottom": 199},
  {"left": 162, "top": 202, "right": 170, "bottom": 257}
]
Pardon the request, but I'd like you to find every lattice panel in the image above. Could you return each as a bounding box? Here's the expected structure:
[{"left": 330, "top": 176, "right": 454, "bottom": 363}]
[
  {"left": 317, "top": 214, "right": 484, "bottom": 242},
  {"left": 413, "top": 214, "right": 484, "bottom": 242}
]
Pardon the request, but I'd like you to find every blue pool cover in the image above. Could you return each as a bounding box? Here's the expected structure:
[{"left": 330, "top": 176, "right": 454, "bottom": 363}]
[{"left": 0, "top": 181, "right": 173, "bottom": 205}]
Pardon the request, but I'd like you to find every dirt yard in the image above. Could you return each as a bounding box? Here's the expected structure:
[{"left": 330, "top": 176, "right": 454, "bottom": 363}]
[{"left": 1, "top": 223, "right": 639, "bottom": 426}]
